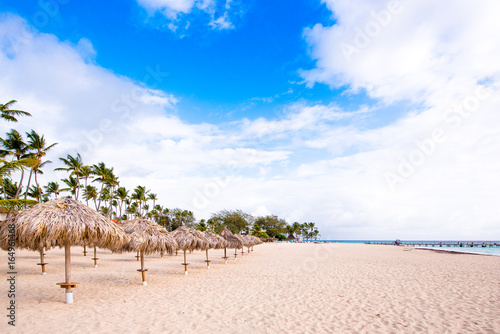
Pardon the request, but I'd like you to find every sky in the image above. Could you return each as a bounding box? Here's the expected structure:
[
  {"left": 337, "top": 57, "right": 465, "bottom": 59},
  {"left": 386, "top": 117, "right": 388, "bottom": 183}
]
[{"left": 0, "top": 0, "right": 499, "bottom": 240}]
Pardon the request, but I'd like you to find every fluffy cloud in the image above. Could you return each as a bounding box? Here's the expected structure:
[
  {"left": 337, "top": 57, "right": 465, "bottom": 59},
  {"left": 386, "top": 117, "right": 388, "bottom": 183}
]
[
  {"left": 137, "top": 0, "right": 237, "bottom": 31},
  {"left": 302, "top": 0, "right": 500, "bottom": 104}
]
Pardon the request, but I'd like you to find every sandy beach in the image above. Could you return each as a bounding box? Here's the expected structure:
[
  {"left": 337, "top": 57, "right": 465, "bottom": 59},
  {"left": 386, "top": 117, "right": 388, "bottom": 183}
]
[{"left": 1, "top": 243, "right": 499, "bottom": 333}]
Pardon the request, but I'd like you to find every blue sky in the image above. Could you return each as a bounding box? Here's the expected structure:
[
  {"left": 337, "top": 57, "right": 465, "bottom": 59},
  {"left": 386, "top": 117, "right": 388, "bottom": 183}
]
[
  {"left": 0, "top": 0, "right": 499, "bottom": 239},
  {"left": 1, "top": 0, "right": 378, "bottom": 123}
]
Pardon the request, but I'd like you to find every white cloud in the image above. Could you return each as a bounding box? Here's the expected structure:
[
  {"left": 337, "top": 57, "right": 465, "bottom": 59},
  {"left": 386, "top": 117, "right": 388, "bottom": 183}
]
[
  {"left": 301, "top": 0, "right": 500, "bottom": 104},
  {"left": 137, "top": 0, "right": 236, "bottom": 30},
  {"left": 209, "top": 12, "right": 233, "bottom": 30},
  {"left": 137, "top": 0, "right": 196, "bottom": 17}
]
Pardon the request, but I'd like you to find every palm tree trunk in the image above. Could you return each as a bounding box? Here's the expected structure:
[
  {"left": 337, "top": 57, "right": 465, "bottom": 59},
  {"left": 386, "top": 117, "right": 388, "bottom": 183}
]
[
  {"left": 75, "top": 176, "right": 81, "bottom": 200},
  {"left": 96, "top": 183, "right": 104, "bottom": 211},
  {"left": 2, "top": 181, "right": 6, "bottom": 200},
  {"left": 34, "top": 170, "right": 41, "bottom": 190},
  {"left": 24, "top": 168, "right": 34, "bottom": 200},
  {"left": 14, "top": 168, "right": 25, "bottom": 199},
  {"left": 119, "top": 201, "right": 123, "bottom": 218}
]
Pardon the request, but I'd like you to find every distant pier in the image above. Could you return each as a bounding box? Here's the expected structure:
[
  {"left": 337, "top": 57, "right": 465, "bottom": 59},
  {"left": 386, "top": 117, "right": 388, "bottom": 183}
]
[{"left": 365, "top": 240, "right": 500, "bottom": 248}]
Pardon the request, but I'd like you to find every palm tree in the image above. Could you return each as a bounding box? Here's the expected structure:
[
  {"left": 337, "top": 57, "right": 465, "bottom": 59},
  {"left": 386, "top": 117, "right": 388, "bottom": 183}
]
[
  {"left": 115, "top": 187, "right": 129, "bottom": 218},
  {"left": 44, "top": 181, "right": 60, "bottom": 199},
  {"left": 0, "top": 100, "right": 31, "bottom": 122},
  {"left": 105, "top": 170, "right": 119, "bottom": 219},
  {"left": 55, "top": 153, "right": 84, "bottom": 200},
  {"left": 0, "top": 129, "right": 31, "bottom": 198},
  {"left": 292, "top": 222, "right": 301, "bottom": 240},
  {"left": 126, "top": 202, "right": 139, "bottom": 219},
  {"left": 147, "top": 193, "right": 158, "bottom": 209},
  {"left": 91, "top": 162, "right": 112, "bottom": 211},
  {"left": 99, "top": 187, "right": 111, "bottom": 212},
  {"left": 32, "top": 160, "right": 51, "bottom": 190},
  {"left": 80, "top": 165, "right": 93, "bottom": 188},
  {"left": 300, "top": 222, "right": 309, "bottom": 241},
  {"left": 24, "top": 130, "right": 57, "bottom": 197},
  {"left": 82, "top": 185, "right": 98, "bottom": 209},
  {"left": 27, "top": 185, "right": 44, "bottom": 202},
  {"left": 124, "top": 198, "right": 131, "bottom": 219},
  {"left": 1, "top": 177, "right": 18, "bottom": 200},
  {"left": 131, "top": 185, "right": 149, "bottom": 217},
  {"left": 305, "top": 222, "right": 315, "bottom": 242},
  {"left": 0, "top": 158, "right": 37, "bottom": 211},
  {"left": 61, "top": 176, "right": 80, "bottom": 200}
]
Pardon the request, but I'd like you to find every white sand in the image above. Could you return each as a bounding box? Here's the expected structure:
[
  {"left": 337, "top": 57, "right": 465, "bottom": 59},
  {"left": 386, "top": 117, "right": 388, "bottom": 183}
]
[{"left": 1, "top": 243, "right": 499, "bottom": 333}]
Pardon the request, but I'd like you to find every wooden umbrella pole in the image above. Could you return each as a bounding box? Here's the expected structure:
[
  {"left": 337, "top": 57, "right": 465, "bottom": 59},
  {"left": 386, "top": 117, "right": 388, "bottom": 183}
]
[
  {"left": 83, "top": 245, "right": 87, "bottom": 256},
  {"left": 136, "top": 251, "right": 140, "bottom": 261},
  {"left": 182, "top": 250, "right": 188, "bottom": 275},
  {"left": 63, "top": 240, "right": 74, "bottom": 304},
  {"left": 234, "top": 248, "right": 237, "bottom": 259},
  {"left": 223, "top": 248, "right": 228, "bottom": 264},
  {"left": 56, "top": 240, "right": 78, "bottom": 304},
  {"left": 205, "top": 249, "right": 210, "bottom": 269},
  {"left": 38, "top": 248, "right": 47, "bottom": 275},
  {"left": 140, "top": 252, "right": 147, "bottom": 285},
  {"left": 241, "top": 246, "right": 244, "bottom": 256},
  {"left": 65, "top": 242, "right": 71, "bottom": 286},
  {"left": 92, "top": 246, "right": 98, "bottom": 268},
  {"left": 247, "top": 247, "right": 250, "bottom": 254}
]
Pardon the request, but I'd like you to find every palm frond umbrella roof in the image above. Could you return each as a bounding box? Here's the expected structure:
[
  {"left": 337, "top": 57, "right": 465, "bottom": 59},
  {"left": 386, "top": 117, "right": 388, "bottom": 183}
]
[
  {"left": 1, "top": 198, "right": 129, "bottom": 250},
  {"left": 119, "top": 218, "right": 177, "bottom": 255},
  {"left": 0, "top": 215, "right": 53, "bottom": 251},
  {"left": 250, "top": 235, "right": 263, "bottom": 245},
  {"left": 171, "top": 226, "right": 209, "bottom": 251},
  {"left": 240, "top": 235, "right": 254, "bottom": 247},
  {"left": 219, "top": 227, "right": 244, "bottom": 249},
  {"left": 0, "top": 198, "right": 130, "bottom": 303},
  {"left": 203, "top": 231, "right": 227, "bottom": 249}
]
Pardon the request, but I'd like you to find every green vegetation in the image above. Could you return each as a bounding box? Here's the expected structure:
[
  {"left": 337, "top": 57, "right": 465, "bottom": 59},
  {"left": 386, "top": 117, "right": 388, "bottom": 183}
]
[{"left": 0, "top": 99, "right": 322, "bottom": 239}]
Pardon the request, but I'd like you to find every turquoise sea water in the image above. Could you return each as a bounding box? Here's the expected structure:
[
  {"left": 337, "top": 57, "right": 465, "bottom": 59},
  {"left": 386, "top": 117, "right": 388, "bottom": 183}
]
[{"left": 320, "top": 240, "right": 500, "bottom": 256}]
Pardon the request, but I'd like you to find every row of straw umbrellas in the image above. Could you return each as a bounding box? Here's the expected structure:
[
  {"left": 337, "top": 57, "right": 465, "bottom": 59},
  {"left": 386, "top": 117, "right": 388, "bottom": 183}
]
[{"left": 0, "top": 198, "right": 262, "bottom": 304}]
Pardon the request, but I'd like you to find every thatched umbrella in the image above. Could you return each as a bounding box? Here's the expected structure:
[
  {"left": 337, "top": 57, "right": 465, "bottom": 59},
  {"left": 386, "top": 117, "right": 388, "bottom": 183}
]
[
  {"left": 171, "top": 226, "right": 208, "bottom": 275},
  {"left": 219, "top": 227, "right": 244, "bottom": 263},
  {"left": 240, "top": 235, "right": 253, "bottom": 256},
  {"left": 202, "top": 231, "right": 227, "bottom": 269},
  {"left": 249, "top": 235, "right": 263, "bottom": 252},
  {"left": 2, "top": 198, "right": 129, "bottom": 304},
  {"left": 0, "top": 216, "right": 53, "bottom": 275},
  {"left": 240, "top": 235, "right": 253, "bottom": 254},
  {"left": 119, "top": 219, "right": 177, "bottom": 285}
]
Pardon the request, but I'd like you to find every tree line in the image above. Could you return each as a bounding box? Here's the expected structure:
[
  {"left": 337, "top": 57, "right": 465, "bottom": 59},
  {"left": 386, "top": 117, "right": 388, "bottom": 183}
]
[{"left": 0, "top": 100, "right": 321, "bottom": 240}]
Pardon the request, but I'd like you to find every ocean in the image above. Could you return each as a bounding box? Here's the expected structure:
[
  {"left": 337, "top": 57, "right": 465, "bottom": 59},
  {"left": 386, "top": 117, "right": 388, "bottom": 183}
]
[{"left": 320, "top": 240, "right": 500, "bottom": 256}]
